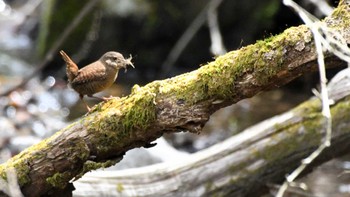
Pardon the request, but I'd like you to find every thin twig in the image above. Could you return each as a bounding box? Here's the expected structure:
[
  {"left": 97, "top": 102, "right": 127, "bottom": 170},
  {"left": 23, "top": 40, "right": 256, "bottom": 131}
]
[
  {"left": 207, "top": 0, "right": 226, "bottom": 55},
  {"left": 276, "top": 0, "right": 350, "bottom": 196},
  {"left": 0, "top": 0, "right": 100, "bottom": 96},
  {"left": 0, "top": 168, "right": 24, "bottom": 197}
]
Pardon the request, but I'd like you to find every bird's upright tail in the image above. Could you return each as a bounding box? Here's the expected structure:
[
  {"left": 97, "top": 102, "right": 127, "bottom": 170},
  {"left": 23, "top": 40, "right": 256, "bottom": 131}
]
[{"left": 60, "top": 50, "right": 78, "bottom": 83}]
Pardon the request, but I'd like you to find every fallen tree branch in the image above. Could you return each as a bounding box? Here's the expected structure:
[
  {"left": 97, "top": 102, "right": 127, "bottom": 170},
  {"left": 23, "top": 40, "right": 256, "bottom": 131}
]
[
  {"left": 73, "top": 67, "right": 350, "bottom": 196},
  {"left": 0, "top": 1, "right": 349, "bottom": 196}
]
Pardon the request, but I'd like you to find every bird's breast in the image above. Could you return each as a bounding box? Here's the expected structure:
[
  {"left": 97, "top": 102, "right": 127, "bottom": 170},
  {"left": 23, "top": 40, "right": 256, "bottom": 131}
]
[{"left": 105, "top": 67, "right": 119, "bottom": 84}]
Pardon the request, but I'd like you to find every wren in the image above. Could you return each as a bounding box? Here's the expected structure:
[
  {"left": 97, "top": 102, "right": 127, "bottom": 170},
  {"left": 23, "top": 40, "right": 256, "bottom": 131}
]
[{"left": 59, "top": 50, "right": 134, "bottom": 111}]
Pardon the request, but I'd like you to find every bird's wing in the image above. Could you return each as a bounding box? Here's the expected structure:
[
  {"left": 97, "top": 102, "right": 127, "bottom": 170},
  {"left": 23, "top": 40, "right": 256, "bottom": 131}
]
[{"left": 71, "top": 63, "right": 106, "bottom": 85}]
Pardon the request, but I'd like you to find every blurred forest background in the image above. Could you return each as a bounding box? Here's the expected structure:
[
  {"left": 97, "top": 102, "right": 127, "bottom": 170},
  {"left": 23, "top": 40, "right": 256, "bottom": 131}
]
[{"left": 0, "top": 0, "right": 349, "bottom": 196}]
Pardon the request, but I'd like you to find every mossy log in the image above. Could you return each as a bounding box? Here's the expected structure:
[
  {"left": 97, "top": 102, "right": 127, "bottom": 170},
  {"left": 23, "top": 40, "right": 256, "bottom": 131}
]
[
  {"left": 73, "top": 68, "right": 350, "bottom": 197},
  {"left": 0, "top": 1, "right": 350, "bottom": 196}
]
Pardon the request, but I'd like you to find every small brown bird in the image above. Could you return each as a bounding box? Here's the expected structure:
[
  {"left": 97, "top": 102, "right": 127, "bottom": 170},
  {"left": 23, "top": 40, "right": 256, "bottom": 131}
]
[{"left": 60, "top": 50, "right": 134, "bottom": 111}]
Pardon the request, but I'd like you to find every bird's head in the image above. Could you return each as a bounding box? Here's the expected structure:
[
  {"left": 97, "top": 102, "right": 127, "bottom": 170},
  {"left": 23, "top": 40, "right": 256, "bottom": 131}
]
[{"left": 101, "top": 51, "right": 134, "bottom": 72}]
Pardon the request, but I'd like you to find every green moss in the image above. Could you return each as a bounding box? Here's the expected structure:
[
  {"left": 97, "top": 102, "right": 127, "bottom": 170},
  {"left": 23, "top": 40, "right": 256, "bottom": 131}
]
[
  {"left": 67, "top": 138, "right": 90, "bottom": 162},
  {"left": 219, "top": 98, "right": 350, "bottom": 196},
  {"left": 84, "top": 86, "right": 158, "bottom": 155},
  {"left": 211, "top": 192, "right": 225, "bottom": 197},
  {"left": 84, "top": 160, "right": 116, "bottom": 172},
  {"left": 255, "top": 97, "right": 350, "bottom": 163},
  {"left": 46, "top": 172, "right": 71, "bottom": 189},
  {"left": 12, "top": 161, "right": 31, "bottom": 185},
  {"left": 204, "top": 181, "right": 214, "bottom": 192},
  {"left": 228, "top": 160, "right": 252, "bottom": 176},
  {"left": 116, "top": 183, "right": 124, "bottom": 193},
  {"left": 121, "top": 90, "right": 157, "bottom": 132},
  {"left": 98, "top": 84, "right": 158, "bottom": 134},
  {"left": 259, "top": 119, "right": 322, "bottom": 163},
  {"left": 138, "top": 24, "right": 310, "bottom": 107},
  {"left": 0, "top": 137, "right": 54, "bottom": 186},
  {"left": 235, "top": 97, "right": 319, "bottom": 164},
  {"left": 292, "top": 97, "right": 321, "bottom": 115},
  {"left": 0, "top": 170, "right": 5, "bottom": 182},
  {"left": 131, "top": 84, "right": 141, "bottom": 94},
  {"left": 330, "top": 1, "right": 350, "bottom": 28},
  {"left": 331, "top": 99, "right": 350, "bottom": 127},
  {"left": 189, "top": 26, "right": 307, "bottom": 103},
  {"left": 0, "top": 163, "right": 30, "bottom": 186},
  {"left": 0, "top": 121, "right": 89, "bottom": 188}
]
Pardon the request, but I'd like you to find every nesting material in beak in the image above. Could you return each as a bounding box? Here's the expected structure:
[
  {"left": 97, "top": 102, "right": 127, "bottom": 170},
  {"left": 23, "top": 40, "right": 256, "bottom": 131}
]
[{"left": 124, "top": 54, "right": 134, "bottom": 73}]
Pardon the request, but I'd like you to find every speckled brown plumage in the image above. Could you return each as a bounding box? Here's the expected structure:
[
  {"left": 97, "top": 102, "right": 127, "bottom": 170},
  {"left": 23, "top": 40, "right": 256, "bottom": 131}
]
[{"left": 59, "top": 50, "right": 134, "bottom": 111}]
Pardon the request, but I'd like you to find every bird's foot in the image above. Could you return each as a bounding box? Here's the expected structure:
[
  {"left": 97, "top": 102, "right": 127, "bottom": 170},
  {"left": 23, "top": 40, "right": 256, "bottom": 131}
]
[
  {"left": 88, "top": 95, "right": 108, "bottom": 101},
  {"left": 80, "top": 95, "right": 92, "bottom": 112},
  {"left": 102, "top": 95, "right": 119, "bottom": 101}
]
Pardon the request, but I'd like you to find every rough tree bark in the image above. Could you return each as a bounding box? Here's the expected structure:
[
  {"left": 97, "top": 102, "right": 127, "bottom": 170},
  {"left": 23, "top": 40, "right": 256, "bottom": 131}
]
[
  {"left": 0, "top": 1, "right": 349, "bottom": 196},
  {"left": 72, "top": 68, "right": 350, "bottom": 197}
]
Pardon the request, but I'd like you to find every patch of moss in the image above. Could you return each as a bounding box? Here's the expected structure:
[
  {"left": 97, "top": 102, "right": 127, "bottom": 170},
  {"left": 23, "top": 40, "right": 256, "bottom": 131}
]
[
  {"left": 204, "top": 181, "right": 214, "bottom": 192},
  {"left": 121, "top": 90, "right": 157, "bottom": 132},
  {"left": 0, "top": 122, "right": 86, "bottom": 188},
  {"left": 86, "top": 160, "right": 116, "bottom": 171},
  {"left": 0, "top": 138, "right": 53, "bottom": 186},
  {"left": 46, "top": 171, "right": 71, "bottom": 189},
  {"left": 331, "top": 99, "right": 350, "bottom": 126},
  {"left": 292, "top": 97, "right": 321, "bottom": 115},
  {"left": 116, "top": 183, "right": 124, "bottom": 193},
  {"left": 144, "top": 25, "right": 310, "bottom": 106},
  {"left": 259, "top": 117, "right": 323, "bottom": 163},
  {"left": 67, "top": 138, "right": 90, "bottom": 162},
  {"left": 330, "top": 0, "right": 350, "bottom": 28},
  {"left": 84, "top": 86, "right": 158, "bottom": 155},
  {"left": 0, "top": 164, "right": 30, "bottom": 187}
]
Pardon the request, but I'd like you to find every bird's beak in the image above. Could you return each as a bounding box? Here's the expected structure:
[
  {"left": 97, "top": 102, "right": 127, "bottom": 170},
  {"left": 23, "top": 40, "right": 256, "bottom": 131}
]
[{"left": 124, "top": 54, "right": 134, "bottom": 73}]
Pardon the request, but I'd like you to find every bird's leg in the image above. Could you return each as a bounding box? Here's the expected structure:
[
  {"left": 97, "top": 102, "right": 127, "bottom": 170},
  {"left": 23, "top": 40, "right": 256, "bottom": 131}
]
[
  {"left": 102, "top": 95, "right": 116, "bottom": 101},
  {"left": 88, "top": 95, "right": 107, "bottom": 101},
  {"left": 80, "top": 95, "right": 91, "bottom": 111},
  {"left": 89, "top": 95, "right": 115, "bottom": 101}
]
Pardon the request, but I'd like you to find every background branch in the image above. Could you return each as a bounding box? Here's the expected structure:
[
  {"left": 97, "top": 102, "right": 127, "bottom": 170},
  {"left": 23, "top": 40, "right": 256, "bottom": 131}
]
[
  {"left": 73, "top": 68, "right": 350, "bottom": 196},
  {"left": 159, "top": 0, "right": 224, "bottom": 78},
  {"left": 0, "top": 0, "right": 100, "bottom": 97}
]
